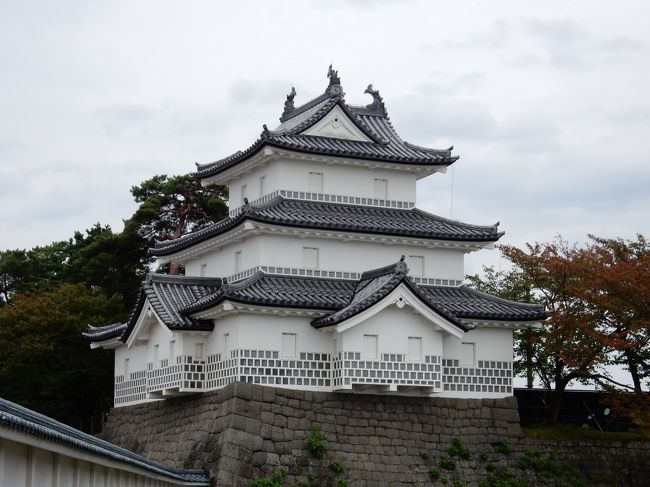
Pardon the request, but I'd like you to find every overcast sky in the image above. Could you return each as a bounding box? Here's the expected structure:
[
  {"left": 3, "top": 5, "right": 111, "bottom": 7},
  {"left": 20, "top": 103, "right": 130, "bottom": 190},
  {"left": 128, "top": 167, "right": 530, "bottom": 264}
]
[{"left": 1, "top": 0, "right": 649, "bottom": 276}]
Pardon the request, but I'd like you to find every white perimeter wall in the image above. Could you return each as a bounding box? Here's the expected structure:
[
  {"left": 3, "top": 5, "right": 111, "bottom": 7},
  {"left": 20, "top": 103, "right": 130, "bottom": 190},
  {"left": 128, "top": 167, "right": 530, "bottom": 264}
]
[
  {"left": 0, "top": 436, "right": 203, "bottom": 487},
  {"left": 184, "top": 233, "right": 465, "bottom": 281}
]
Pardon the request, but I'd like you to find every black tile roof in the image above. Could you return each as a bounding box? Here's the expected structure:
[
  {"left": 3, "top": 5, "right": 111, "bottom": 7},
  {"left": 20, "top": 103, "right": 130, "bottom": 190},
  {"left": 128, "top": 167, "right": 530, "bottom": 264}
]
[
  {"left": 150, "top": 196, "right": 503, "bottom": 257},
  {"left": 82, "top": 322, "right": 127, "bottom": 342},
  {"left": 181, "top": 273, "right": 356, "bottom": 315},
  {"left": 194, "top": 81, "right": 458, "bottom": 180},
  {"left": 85, "top": 274, "right": 222, "bottom": 343},
  {"left": 418, "top": 285, "right": 547, "bottom": 322},
  {"left": 86, "top": 263, "right": 544, "bottom": 344},
  {"left": 0, "top": 397, "right": 212, "bottom": 484},
  {"left": 311, "top": 257, "right": 468, "bottom": 330}
]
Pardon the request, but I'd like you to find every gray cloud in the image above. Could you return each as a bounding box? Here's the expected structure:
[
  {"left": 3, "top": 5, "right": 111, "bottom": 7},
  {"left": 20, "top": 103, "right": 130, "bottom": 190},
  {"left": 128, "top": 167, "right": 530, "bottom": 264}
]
[{"left": 0, "top": 0, "right": 648, "bottom": 257}]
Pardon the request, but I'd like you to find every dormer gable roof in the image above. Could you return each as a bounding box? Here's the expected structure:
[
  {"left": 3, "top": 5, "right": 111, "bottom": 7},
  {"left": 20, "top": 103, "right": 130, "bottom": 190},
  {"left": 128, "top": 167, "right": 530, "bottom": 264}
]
[
  {"left": 86, "top": 262, "right": 546, "bottom": 346},
  {"left": 310, "top": 256, "right": 467, "bottom": 331}
]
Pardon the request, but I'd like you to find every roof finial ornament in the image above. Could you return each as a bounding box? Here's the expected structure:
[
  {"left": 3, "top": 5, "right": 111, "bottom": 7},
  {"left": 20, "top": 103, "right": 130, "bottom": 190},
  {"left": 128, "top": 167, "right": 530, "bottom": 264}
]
[
  {"left": 396, "top": 255, "right": 408, "bottom": 273},
  {"left": 262, "top": 124, "right": 270, "bottom": 138},
  {"left": 242, "top": 197, "right": 251, "bottom": 213},
  {"left": 281, "top": 86, "right": 297, "bottom": 119},
  {"left": 364, "top": 83, "right": 386, "bottom": 114},
  {"left": 327, "top": 64, "right": 344, "bottom": 97}
]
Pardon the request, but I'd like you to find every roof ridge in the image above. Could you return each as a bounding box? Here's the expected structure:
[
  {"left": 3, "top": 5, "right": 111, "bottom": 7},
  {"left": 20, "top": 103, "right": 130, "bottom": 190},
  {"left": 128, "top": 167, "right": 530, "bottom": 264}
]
[
  {"left": 411, "top": 207, "right": 502, "bottom": 230},
  {"left": 279, "top": 91, "right": 331, "bottom": 123},
  {"left": 458, "top": 285, "right": 546, "bottom": 310},
  {"left": 358, "top": 256, "right": 408, "bottom": 281},
  {"left": 145, "top": 273, "right": 223, "bottom": 286},
  {"left": 404, "top": 141, "right": 453, "bottom": 155}
]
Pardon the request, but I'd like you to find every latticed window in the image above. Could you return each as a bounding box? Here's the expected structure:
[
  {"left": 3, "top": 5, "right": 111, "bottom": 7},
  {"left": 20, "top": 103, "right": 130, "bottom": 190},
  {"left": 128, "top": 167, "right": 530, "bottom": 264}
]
[
  {"left": 363, "top": 334, "right": 378, "bottom": 359},
  {"left": 461, "top": 343, "right": 475, "bottom": 366},
  {"left": 408, "top": 255, "right": 424, "bottom": 276},
  {"left": 309, "top": 172, "right": 323, "bottom": 192},
  {"left": 281, "top": 333, "right": 297, "bottom": 357},
  {"left": 374, "top": 178, "right": 387, "bottom": 199},
  {"left": 407, "top": 337, "right": 422, "bottom": 362},
  {"left": 302, "top": 247, "right": 319, "bottom": 269}
]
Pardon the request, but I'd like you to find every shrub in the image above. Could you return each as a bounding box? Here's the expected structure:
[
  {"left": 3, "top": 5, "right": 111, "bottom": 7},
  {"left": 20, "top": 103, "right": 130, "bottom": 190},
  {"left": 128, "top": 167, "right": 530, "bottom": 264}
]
[
  {"left": 251, "top": 468, "right": 287, "bottom": 487},
  {"left": 307, "top": 424, "right": 326, "bottom": 459},
  {"left": 439, "top": 458, "right": 456, "bottom": 471},
  {"left": 448, "top": 438, "right": 471, "bottom": 459},
  {"left": 494, "top": 442, "right": 511, "bottom": 455}
]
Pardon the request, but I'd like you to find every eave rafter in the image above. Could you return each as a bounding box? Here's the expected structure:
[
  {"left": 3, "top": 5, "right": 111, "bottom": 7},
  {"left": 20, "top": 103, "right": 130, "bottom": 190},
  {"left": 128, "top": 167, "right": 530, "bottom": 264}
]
[
  {"left": 200, "top": 147, "right": 447, "bottom": 187},
  {"left": 191, "top": 300, "right": 326, "bottom": 320},
  {"left": 159, "top": 221, "right": 492, "bottom": 265}
]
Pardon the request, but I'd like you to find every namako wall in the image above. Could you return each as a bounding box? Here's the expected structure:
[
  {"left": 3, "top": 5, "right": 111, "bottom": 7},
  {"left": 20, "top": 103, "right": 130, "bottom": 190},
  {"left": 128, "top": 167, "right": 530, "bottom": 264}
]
[{"left": 100, "top": 383, "right": 650, "bottom": 486}]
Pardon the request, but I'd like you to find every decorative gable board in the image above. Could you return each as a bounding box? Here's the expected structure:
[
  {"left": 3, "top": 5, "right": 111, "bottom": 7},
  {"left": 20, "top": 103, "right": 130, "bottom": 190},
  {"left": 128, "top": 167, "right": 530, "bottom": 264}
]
[
  {"left": 301, "top": 105, "right": 373, "bottom": 142},
  {"left": 125, "top": 299, "right": 173, "bottom": 348},
  {"left": 334, "top": 283, "right": 464, "bottom": 339}
]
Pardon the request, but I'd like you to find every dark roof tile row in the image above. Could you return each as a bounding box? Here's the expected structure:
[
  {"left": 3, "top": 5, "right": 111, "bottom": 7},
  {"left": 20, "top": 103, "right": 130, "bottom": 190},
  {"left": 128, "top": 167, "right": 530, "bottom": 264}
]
[
  {"left": 0, "top": 397, "right": 212, "bottom": 484},
  {"left": 86, "top": 260, "right": 545, "bottom": 343},
  {"left": 151, "top": 197, "right": 503, "bottom": 257}
]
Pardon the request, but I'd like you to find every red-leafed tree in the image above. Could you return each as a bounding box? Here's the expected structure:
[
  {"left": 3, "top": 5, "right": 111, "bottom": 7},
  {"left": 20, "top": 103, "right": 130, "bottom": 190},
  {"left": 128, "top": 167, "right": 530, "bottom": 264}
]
[
  {"left": 572, "top": 235, "right": 650, "bottom": 393},
  {"left": 470, "top": 235, "right": 650, "bottom": 423}
]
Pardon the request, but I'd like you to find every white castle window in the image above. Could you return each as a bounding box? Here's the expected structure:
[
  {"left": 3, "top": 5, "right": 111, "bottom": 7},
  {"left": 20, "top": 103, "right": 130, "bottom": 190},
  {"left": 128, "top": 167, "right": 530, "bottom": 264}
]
[
  {"left": 169, "top": 340, "right": 175, "bottom": 363},
  {"left": 240, "top": 184, "right": 247, "bottom": 204},
  {"left": 309, "top": 172, "right": 323, "bottom": 192},
  {"left": 302, "top": 247, "right": 319, "bottom": 269},
  {"left": 223, "top": 333, "right": 230, "bottom": 356},
  {"left": 363, "top": 334, "right": 378, "bottom": 359},
  {"left": 408, "top": 255, "right": 424, "bottom": 276},
  {"left": 154, "top": 344, "right": 159, "bottom": 367},
  {"left": 196, "top": 343, "right": 204, "bottom": 359},
  {"left": 124, "top": 358, "right": 130, "bottom": 377},
  {"left": 281, "top": 333, "right": 296, "bottom": 357},
  {"left": 407, "top": 337, "right": 422, "bottom": 362},
  {"left": 374, "top": 178, "right": 388, "bottom": 199},
  {"left": 461, "top": 343, "right": 475, "bottom": 366},
  {"left": 234, "top": 251, "right": 242, "bottom": 273},
  {"left": 259, "top": 175, "right": 266, "bottom": 197}
]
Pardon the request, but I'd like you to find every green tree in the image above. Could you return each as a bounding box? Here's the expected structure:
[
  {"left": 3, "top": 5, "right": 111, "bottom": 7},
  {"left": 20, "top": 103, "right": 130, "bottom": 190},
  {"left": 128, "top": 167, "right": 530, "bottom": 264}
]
[
  {"left": 65, "top": 224, "right": 149, "bottom": 309},
  {"left": 0, "top": 283, "right": 121, "bottom": 431},
  {"left": 0, "top": 249, "right": 32, "bottom": 306},
  {"left": 124, "top": 174, "right": 228, "bottom": 274}
]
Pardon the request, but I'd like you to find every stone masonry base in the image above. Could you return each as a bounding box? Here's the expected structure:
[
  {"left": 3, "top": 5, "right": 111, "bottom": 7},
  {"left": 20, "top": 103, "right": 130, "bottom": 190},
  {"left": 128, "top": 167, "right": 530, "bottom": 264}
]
[{"left": 101, "top": 383, "right": 650, "bottom": 486}]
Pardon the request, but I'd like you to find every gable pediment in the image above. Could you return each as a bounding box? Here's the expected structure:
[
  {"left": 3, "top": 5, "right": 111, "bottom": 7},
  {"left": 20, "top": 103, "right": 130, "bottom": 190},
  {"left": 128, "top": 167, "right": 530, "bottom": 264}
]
[
  {"left": 301, "top": 105, "right": 373, "bottom": 142},
  {"left": 125, "top": 298, "right": 173, "bottom": 348},
  {"left": 334, "top": 284, "right": 465, "bottom": 338}
]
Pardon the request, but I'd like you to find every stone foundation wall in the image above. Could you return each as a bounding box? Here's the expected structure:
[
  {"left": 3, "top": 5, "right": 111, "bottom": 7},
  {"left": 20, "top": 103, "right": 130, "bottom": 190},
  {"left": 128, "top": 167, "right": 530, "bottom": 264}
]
[{"left": 101, "top": 383, "right": 650, "bottom": 486}]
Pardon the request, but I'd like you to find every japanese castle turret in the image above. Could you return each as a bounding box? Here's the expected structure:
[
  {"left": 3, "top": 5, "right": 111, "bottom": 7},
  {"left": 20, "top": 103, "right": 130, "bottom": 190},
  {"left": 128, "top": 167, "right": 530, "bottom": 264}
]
[{"left": 86, "top": 68, "right": 545, "bottom": 407}]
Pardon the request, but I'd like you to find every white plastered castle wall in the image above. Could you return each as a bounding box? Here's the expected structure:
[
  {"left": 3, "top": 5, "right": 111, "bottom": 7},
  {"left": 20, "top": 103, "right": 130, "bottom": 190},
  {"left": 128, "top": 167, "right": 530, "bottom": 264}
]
[
  {"left": 184, "top": 235, "right": 262, "bottom": 277},
  {"left": 336, "top": 305, "right": 445, "bottom": 358},
  {"left": 183, "top": 233, "right": 466, "bottom": 281},
  {"left": 228, "top": 157, "right": 417, "bottom": 205},
  {"left": 207, "top": 314, "right": 329, "bottom": 355}
]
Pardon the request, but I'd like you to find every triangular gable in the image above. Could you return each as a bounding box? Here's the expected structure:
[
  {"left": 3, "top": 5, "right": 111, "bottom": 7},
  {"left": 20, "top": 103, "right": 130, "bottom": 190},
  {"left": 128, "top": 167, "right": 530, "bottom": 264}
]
[
  {"left": 125, "top": 297, "right": 173, "bottom": 348},
  {"left": 301, "top": 104, "right": 373, "bottom": 142},
  {"left": 332, "top": 283, "right": 465, "bottom": 339}
]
